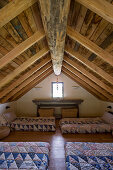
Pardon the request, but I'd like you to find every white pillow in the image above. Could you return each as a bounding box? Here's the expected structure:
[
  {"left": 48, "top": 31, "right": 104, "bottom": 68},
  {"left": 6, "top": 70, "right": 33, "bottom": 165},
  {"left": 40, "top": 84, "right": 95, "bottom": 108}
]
[
  {"left": 0, "top": 114, "right": 7, "bottom": 126},
  {"left": 4, "top": 112, "right": 16, "bottom": 123},
  {"left": 101, "top": 112, "right": 113, "bottom": 124}
]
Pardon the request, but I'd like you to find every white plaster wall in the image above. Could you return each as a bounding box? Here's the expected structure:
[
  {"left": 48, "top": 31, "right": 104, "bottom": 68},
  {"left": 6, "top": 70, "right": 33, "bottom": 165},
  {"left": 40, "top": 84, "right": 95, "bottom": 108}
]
[
  {"left": 15, "top": 73, "right": 106, "bottom": 117},
  {"left": 0, "top": 102, "right": 16, "bottom": 115}
]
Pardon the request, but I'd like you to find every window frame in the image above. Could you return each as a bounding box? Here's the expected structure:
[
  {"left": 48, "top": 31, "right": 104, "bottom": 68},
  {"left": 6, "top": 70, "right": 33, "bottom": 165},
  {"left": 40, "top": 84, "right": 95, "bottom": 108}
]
[{"left": 51, "top": 82, "right": 64, "bottom": 99}]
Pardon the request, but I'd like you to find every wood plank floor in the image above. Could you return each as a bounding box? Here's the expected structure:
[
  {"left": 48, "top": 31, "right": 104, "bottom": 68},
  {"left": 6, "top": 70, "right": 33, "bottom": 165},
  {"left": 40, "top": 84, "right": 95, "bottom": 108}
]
[{"left": 1, "top": 120, "right": 113, "bottom": 170}]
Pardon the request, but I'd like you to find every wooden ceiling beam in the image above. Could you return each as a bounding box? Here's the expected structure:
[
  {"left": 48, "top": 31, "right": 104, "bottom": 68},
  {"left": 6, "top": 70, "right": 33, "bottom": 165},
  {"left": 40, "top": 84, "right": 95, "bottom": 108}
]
[
  {"left": 63, "top": 62, "right": 109, "bottom": 101},
  {"left": 0, "top": 47, "right": 49, "bottom": 89},
  {"left": 0, "top": 30, "right": 45, "bottom": 69},
  {"left": 10, "top": 68, "right": 53, "bottom": 101},
  {"left": 12, "top": 71, "right": 53, "bottom": 102},
  {"left": 0, "top": 56, "right": 51, "bottom": 99},
  {"left": 62, "top": 68, "right": 107, "bottom": 101},
  {"left": 1, "top": 63, "right": 52, "bottom": 103},
  {"left": 65, "top": 47, "right": 113, "bottom": 85},
  {"left": 64, "top": 56, "right": 113, "bottom": 100},
  {"left": 0, "top": 0, "right": 37, "bottom": 28},
  {"left": 67, "top": 26, "right": 113, "bottom": 67},
  {"left": 39, "top": 0, "right": 70, "bottom": 75},
  {"left": 76, "top": 0, "right": 113, "bottom": 25},
  {"left": 31, "top": 2, "right": 43, "bottom": 31}
]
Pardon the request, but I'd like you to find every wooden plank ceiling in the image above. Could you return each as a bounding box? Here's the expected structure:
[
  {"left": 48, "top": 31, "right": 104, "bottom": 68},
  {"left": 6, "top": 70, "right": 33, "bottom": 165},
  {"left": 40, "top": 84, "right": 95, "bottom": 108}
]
[{"left": 0, "top": 0, "right": 113, "bottom": 103}]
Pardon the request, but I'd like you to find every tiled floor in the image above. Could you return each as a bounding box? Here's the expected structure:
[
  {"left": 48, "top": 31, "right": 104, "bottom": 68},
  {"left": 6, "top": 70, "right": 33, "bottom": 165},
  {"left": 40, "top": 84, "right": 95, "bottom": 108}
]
[{"left": 1, "top": 120, "right": 113, "bottom": 169}]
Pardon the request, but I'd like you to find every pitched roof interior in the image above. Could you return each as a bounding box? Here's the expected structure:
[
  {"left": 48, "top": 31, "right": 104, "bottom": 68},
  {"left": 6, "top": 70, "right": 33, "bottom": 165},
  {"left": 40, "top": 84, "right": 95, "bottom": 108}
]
[{"left": 0, "top": 0, "right": 113, "bottom": 103}]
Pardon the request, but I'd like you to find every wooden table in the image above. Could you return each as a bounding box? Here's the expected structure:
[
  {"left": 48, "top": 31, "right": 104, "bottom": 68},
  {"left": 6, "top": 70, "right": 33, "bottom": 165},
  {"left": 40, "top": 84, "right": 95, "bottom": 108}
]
[{"left": 32, "top": 99, "right": 83, "bottom": 117}]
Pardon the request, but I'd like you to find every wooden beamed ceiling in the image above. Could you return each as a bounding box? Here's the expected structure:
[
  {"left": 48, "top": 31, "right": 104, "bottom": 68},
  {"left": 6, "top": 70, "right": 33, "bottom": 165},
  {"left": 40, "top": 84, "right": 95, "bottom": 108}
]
[
  {"left": 62, "top": 68, "right": 108, "bottom": 101},
  {"left": 0, "top": 0, "right": 113, "bottom": 103},
  {"left": 39, "top": 0, "right": 70, "bottom": 75},
  {"left": 2, "top": 64, "right": 52, "bottom": 103}
]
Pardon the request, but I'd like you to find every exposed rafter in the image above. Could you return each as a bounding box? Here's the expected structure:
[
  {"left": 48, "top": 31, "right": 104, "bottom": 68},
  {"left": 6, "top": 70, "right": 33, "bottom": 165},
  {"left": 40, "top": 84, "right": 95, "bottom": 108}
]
[
  {"left": 0, "top": 0, "right": 37, "bottom": 28},
  {"left": 10, "top": 68, "right": 53, "bottom": 101},
  {"left": 63, "top": 62, "right": 109, "bottom": 101},
  {"left": 39, "top": 0, "right": 70, "bottom": 75},
  {"left": 67, "top": 26, "right": 113, "bottom": 67},
  {"left": 64, "top": 55, "right": 113, "bottom": 101},
  {"left": 13, "top": 70, "right": 53, "bottom": 101},
  {"left": 0, "top": 30, "right": 45, "bottom": 69},
  {"left": 0, "top": 47, "right": 49, "bottom": 89},
  {"left": 62, "top": 68, "right": 108, "bottom": 101},
  {"left": 0, "top": 56, "right": 51, "bottom": 99},
  {"left": 65, "top": 47, "right": 113, "bottom": 85},
  {"left": 31, "top": 2, "right": 43, "bottom": 31},
  {"left": 76, "top": 0, "right": 113, "bottom": 25},
  {"left": 1, "top": 62, "right": 52, "bottom": 103}
]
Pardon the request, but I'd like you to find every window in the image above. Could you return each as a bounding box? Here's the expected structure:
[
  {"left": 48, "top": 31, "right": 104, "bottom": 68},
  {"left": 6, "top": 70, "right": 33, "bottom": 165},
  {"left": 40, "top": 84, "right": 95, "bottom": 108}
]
[{"left": 52, "top": 82, "right": 64, "bottom": 98}]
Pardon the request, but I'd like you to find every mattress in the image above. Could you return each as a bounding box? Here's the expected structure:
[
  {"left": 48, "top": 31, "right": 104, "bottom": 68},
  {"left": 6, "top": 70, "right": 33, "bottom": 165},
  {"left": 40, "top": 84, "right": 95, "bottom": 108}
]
[
  {"left": 65, "top": 142, "right": 113, "bottom": 170},
  {"left": 60, "top": 118, "right": 112, "bottom": 134},
  {"left": 0, "top": 142, "right": 50, "bottom": 169},
  {"left": 10, "top": 117, "right": 56, "bottom": 132}
]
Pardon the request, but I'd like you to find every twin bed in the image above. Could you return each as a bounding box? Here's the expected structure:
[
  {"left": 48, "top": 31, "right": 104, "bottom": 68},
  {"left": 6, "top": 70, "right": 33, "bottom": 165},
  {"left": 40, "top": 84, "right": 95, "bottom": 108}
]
[
  {"left": 0, "top": 142, "right": 50, "bottom": 169},
  {"left": 59, "top": 108, "right": 113, "bottom": 134},
  {"left": 0, "top": 109, "right": 56, "bottom": 132},
  {"left": 65, "top": 142, "right": 113, "bottom": 170},
  {"left": 0, "top": 141, "right": 112, "bottom": 169},
  {"left": 10, "top": 117, "right": 56, "bottom": 132},
  {"left": 0, "top": 109, "right": 113, "bottom": 169},
  {"left": 0, "top": 108, "right": 113, "bottom": 134},
  {"left": 59, "top": 116, "right": 113, "bottom": 134}
]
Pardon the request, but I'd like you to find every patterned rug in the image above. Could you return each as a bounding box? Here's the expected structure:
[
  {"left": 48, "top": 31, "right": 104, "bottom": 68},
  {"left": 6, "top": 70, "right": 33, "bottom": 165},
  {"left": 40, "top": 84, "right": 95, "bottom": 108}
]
[
  {"left": 65, "top": 142, "right": 113, "bottom": 170},
  {"left": 0, "top": 142, "right": 50, "bottom": 169}
]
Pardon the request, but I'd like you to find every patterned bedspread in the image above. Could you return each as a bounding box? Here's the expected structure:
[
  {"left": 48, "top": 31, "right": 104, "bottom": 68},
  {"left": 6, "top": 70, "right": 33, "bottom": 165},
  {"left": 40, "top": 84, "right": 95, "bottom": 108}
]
[
  {"left": 60, "top": 118, "right": 112, "bottom": 134},
  {"left": 10, "top": 117, "right": 56, "bottom": 132},
  {"left": 0, "top": 142, "right": 50, "bottom": 170},
  {"left": 59, "top": 117, "right": 104, "bottom": 126},
  {"left": 65, "top": 142, "right": 113, "bottom": 170}
]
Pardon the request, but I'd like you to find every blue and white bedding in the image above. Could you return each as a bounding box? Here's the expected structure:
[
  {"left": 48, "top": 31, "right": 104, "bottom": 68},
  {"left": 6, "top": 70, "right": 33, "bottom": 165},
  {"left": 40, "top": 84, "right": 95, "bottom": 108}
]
[
  {"left": 65, "top": 142, "right": 113, "bottom": 170},
  {"left": 0, "top": 142, "right": 50, "bottom": 169},
  {"left": 10, "top": 117, "right": 56, "bottom": 132}
]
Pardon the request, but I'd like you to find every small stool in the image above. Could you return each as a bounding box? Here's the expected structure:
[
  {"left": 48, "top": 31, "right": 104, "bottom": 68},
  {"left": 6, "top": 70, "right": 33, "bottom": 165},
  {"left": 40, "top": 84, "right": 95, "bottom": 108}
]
[{"left": 0, "top": 126, "right": 10, "bottom": 139}]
